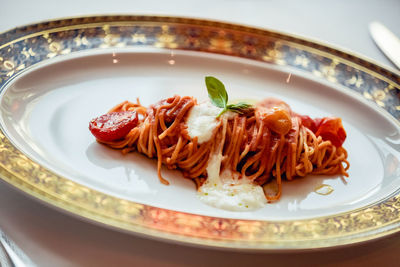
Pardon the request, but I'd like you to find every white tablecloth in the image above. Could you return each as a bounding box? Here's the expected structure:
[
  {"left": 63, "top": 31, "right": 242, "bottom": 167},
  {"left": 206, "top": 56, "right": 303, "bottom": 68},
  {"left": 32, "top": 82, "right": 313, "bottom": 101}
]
[{"left": 1, "top": 0, "right": 400, "bottom": 266}]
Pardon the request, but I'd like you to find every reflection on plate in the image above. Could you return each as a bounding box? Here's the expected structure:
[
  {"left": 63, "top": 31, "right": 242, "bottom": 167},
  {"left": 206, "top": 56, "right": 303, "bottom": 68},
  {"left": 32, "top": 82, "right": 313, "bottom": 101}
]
[{"left": 0, "top": 16, "right": 400, "bottom": 250}]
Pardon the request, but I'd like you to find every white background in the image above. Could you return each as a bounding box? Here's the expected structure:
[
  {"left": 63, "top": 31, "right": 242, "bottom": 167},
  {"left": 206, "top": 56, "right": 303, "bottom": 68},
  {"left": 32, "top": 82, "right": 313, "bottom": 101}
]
[{"left": 1, "top": 0, "right": 400, "bottom": 266}]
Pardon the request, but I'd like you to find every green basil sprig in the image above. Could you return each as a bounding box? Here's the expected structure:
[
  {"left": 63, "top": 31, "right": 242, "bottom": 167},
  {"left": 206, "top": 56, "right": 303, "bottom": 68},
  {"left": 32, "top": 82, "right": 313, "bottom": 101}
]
[{"left": 205, "top": 76, "right": 253, "bottom": 117}]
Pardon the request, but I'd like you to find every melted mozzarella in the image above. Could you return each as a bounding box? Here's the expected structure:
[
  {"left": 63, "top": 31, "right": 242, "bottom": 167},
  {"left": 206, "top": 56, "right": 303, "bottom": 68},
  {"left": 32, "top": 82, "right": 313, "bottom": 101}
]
[
  {"left": 187, "top": 102, "right": 266, "bottom": 211},
  {"left": 186, "top": 102, "right": 222, "bottom": 143},
  {"left": 197, "top": 153, "right": 267, "bottom": 211},
  {"left": 186, "top": 102, "right": 238, "bottom": 143}
]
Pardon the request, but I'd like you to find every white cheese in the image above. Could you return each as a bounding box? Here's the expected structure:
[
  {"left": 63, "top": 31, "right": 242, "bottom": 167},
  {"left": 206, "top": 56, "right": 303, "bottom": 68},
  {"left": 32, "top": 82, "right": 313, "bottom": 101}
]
[
  {"left": 187, "top": 102, "right": 265, "bottom": 211},
  {"left": 186, "top": 102, "right": 222, "bottom": 143},
  {"left": 197, "top": 152, "right": 267, "bottom": 211}
]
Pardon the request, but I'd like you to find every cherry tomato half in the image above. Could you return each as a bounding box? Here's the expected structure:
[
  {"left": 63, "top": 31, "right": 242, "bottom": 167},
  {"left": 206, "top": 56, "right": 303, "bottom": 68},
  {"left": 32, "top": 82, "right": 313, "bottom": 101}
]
[{"left": 89, "top": 111, "right": 138, "bottom": 142}]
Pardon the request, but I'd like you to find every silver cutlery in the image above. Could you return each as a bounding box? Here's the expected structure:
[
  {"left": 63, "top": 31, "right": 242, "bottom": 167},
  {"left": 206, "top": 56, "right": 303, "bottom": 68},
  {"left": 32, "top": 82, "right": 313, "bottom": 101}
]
[
  {"left": 369, "top": 21, "right": 400, "bottom": 69},
  {"left": 0, "top": 228, "right": 35, "bottom": 267}
]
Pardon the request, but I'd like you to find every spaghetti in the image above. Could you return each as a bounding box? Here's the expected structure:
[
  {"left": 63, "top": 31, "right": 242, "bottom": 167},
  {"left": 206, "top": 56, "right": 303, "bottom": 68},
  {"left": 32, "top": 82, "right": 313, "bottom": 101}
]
[{"left": 89, "top": 95, "right": 349, "bottom": 202}]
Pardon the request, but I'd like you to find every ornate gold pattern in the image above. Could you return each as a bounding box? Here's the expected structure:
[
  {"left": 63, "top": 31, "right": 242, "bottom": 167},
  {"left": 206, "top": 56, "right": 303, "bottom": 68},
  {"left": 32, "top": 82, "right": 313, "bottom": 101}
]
[{"left": 0, "top": 15, "right": 400, "bottom": 250}]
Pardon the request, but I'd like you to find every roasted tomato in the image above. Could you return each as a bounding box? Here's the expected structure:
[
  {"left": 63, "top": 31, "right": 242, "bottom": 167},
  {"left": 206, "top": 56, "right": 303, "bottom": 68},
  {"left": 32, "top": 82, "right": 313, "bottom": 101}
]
[
  {"left": 315, "top": 117, "right": 346, "bottom": 147},
  {"left": 257, "top": 106, "right": 292, "bottom": 135},
  {"left": 89, "top": 111, "right": 138, "bottom": 142},
  {"left": 299, "top": 115, "right": 318, "bottom": 133}
]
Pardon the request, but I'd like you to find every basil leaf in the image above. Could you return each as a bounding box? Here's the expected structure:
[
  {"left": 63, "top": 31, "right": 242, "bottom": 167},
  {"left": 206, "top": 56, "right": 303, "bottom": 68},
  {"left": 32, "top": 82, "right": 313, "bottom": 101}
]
[
  {"left": 227, "top": 102, "right": 252, "bottom": 110},
  {"left": 205, "top": 76, "right": 228, "bottom": 108},
  {"left": 227, "top": 102, "right": 254, "bottom": 114},
  {"left": 205, "top": 76, "right": 253, "bottom": 117}
]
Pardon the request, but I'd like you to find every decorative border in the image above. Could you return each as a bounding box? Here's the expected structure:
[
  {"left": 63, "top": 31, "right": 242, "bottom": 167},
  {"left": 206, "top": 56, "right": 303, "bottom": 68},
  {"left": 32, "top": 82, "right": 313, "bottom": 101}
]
[{"left": 0, "top": 15, "right": 400, "bottom": 250}]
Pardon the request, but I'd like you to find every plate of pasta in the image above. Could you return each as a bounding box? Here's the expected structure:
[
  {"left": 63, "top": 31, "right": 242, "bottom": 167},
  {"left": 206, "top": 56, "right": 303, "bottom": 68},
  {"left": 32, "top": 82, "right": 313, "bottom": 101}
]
[{"left": 0, "top": 15, "right": 400, "bottom": 250}]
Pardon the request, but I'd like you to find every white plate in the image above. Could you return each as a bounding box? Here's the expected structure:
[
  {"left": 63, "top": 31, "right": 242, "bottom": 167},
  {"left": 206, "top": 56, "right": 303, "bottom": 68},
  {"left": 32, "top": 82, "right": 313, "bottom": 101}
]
[
  {"left": 1, "top": 16, "right": 400, "bottom": 250},
  {"left": 2, "top": 50, "right": 399, "bottom": 221}
]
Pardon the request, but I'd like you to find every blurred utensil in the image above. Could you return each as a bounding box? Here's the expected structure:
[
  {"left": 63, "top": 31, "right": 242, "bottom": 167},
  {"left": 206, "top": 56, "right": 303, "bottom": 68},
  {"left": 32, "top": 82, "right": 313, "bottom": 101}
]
[
  {"left": 369, "top": 21, "right": 400, "bottom": 69},
  {"left": 0, "top": 228, "right": 35, "bottom": 267}
]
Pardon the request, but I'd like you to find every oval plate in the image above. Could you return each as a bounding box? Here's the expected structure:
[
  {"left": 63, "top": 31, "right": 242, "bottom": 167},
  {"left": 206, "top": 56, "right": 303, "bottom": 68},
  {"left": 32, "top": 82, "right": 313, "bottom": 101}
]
[{"left": 0, "top": 15, "right": 400, "bottom": 250}]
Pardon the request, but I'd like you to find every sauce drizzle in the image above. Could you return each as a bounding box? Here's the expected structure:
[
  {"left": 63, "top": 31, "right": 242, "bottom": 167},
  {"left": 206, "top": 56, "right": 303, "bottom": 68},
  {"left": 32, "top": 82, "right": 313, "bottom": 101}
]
[{"left": 314, "top": 184, "right": 334, "bottom": 195}]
